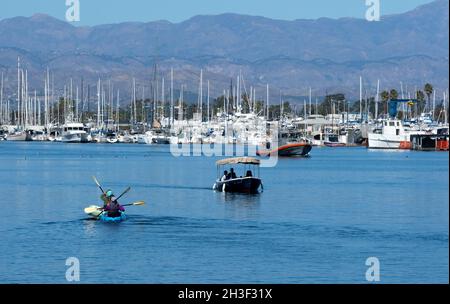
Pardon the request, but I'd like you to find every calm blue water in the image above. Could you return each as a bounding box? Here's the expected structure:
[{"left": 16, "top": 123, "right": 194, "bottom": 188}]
[{"left": 0, "top": 142, "right": 448, "bottom": 283}]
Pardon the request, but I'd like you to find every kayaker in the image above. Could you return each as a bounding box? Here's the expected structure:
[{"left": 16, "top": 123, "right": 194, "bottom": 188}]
[
  {"left": 103, "top": 191, "right": 125, "bottom": 217},
  {"left": 100, "top": 189, "right": 113, "bottom": 208}
]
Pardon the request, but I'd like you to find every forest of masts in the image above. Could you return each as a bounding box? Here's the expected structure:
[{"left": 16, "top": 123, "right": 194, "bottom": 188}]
[{"left": 0, "top": 59, "right": 448, "bottom": 129}]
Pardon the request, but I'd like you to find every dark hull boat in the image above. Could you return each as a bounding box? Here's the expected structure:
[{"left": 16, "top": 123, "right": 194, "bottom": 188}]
[
  {"left": 257, "top": 143, "right": 312, "bottom": 157},
  {"left": 213, "top": 177, "right": 262, "bottom": 194},
  {"left": 152, "top": 137, "right": 170, "bottom": 144},
  {"left": 214, "top": 157, "right": 263, "bottom": 194}
]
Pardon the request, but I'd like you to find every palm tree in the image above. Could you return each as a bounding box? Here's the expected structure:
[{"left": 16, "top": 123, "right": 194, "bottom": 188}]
[
  {"left": 389, "top": 89, "right": 399, "bottom": 100},
  {"left": 416, "top": 90, "right": 425, "bottom": 114},
  {"left": 424, "top": 83, "right": 433, "bottom": 113},
  {"left": 381, "top": 90, "right": 390, "bottom": 115}
]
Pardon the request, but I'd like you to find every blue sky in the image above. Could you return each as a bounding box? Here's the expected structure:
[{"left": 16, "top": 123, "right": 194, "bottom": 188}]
[{"left": 0, "top": 0, "right": 435, "bottom": 25}]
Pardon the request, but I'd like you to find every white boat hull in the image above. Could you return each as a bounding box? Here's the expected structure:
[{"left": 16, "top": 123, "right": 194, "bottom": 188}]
[
  {"left": 6, "top": 132, "right": 28, "bottom": 141},
  {"left": 62, "top": 132, "right": 89, "bottom": 143},
  {"left": 368, "top": 133, "right": 409, "bottom": 149}
]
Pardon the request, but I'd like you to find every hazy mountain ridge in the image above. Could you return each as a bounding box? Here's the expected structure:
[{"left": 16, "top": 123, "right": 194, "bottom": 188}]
[{"left": 0, "top": 0, "right": 448, "bottom": 101}]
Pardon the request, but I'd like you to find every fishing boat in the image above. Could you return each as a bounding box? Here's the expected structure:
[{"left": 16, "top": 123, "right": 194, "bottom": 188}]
[
  {"left": 213, "top": 157, "right": 262, "bottom": 194},
  {"left": 61, "top": 123, "right": 89, "bottom": 143},
  {"left": 257, "top": 142, "right": 312, "bottom": 157},
  {"left": 257, "top": 130, "right": 312, "bottom": 157},
  {"left": 368, "top": 118, "right": 419, "bottom": 149},
  {"left": 324, "top": 134, "right": 346, "bottom": 147}
]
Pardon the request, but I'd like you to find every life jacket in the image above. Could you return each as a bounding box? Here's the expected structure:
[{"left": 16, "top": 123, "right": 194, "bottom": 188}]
[{"left": 105, "top": 198, "right": 122, "bottom": 216}]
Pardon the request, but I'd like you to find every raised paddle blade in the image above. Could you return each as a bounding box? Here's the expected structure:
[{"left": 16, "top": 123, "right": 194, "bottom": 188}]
[
  {"left": 92, "top": 176, "right": 101, "bottom": 187},
  {"left": 92, "top": 176, "right": 105, "bottom": 194}
]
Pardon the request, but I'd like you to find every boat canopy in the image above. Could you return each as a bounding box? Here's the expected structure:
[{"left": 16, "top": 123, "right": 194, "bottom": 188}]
[{"left": 216, "top": 157, "right": 260, "bottom": 166}]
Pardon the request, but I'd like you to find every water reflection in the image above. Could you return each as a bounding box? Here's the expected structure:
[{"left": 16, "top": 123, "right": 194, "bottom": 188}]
[
  {"left": 82, "top": 218, "right": 99, "bottom": 237},
  {"left": 215, "top": 192, "right": 261, "bottom": 220}
]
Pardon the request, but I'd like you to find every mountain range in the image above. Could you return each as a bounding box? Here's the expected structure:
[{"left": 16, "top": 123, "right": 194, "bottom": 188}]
[{"left": 0, "top": 0, "right": 448, "bottom": 102}]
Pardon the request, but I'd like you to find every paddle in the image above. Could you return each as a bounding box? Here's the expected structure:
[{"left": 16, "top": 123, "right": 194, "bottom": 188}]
[
  {"left": 92, "top": 176, "right": 131, "bottom": 217},
  {"left": 93, "top": 176, "right": 131, "bottom": 200},
  {"left": 121, "top": 201, "right": 145, "bottom": 207},
  {"left": 115, "top": 186, "right": 131, "bottom": 201},
  {"left": 92, "top": 176, "right": 106, "bottom": 195},
  {"left": 84, "top": 201, "right": 146, "bottom": 215}
]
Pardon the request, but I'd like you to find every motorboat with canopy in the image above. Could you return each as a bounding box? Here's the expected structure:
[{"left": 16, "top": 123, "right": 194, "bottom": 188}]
[{"left": 213, "top": 157, "right": 263, "bottom": 193}]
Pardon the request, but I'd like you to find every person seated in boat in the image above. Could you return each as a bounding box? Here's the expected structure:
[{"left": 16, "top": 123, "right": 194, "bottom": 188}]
[
  {"left": 221, "top": 170, "right": 228, "bottom": 181},
  {"left": 227, "top": 168, "right": 237, "bottom": 180},
  {"left": 103, "top": 191, "right": 125, "bottom": 217},
  {"left": 245, "top": 170, "right": 253, "bottom": 177}
]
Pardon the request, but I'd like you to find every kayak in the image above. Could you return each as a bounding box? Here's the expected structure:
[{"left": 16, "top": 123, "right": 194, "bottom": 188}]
[
  {"left": 99, "top": 212, "right": 127, "bottom": 223},
  {"left": 84, "top": 205, "right": 127, "bottom": 222}
]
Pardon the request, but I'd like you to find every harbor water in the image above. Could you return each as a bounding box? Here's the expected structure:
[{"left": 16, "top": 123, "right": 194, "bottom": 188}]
[{"left": 0, "top": 142, "right": 448, "bottom": 283}]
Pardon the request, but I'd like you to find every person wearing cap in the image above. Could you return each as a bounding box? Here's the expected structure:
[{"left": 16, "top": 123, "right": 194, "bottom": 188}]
[
  {"left": 100, "top": 189, "right": 113, "bottom": 208},
  {"left": 102, "top": 190, "right": 125, "bottom": 217}
]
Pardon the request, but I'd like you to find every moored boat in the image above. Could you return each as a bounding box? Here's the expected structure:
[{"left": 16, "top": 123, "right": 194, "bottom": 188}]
[
  {"left": 106, "top": 132, "right": 118, "bottom": 143},
  {"left": 323, "top": 134, "right": 346, "bottom": 147},
  {"left": 257, "top": 142, "right": 312, "bottom": 157},
  {"left": 368, "top": 118, "right": 422, "bottom": 149},
  {"left": 6, "top": 131, "right": 28, "bottom": 141},
  {"left": 61, "top": 123, "right": 90, "bottom": 143}
]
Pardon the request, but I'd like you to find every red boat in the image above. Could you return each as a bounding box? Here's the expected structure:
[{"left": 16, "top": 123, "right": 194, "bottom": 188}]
[{"left": 257, "top": 142, "right": 312, "bottom": 157}]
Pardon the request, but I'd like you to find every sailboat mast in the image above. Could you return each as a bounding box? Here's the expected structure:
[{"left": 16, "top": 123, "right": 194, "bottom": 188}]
[
  {"left": 309, "top": 87, "right": 312, "bottom": 117},
  {"left": 116, "top": 89, "right": 120, "bottom": 131},
  {"left": 207, "top": 80, "right": 210, "bottom": 123},
  {"left": 199, "top": 69, "right": 203, "bottom": 121},
  {"left": 170, "top": 68, "right": 174, "bottom": 127},
  {"left": 133, "top": 77, "right": 137, "bottom": 125},
  {"left": 359, "top": 76, "right": 362, "bottom": 122},
  {"left": 97, "top": 79, "right": 101, "bottom": 127},
  {"left": 375, "top": 79, "right": 380, "bottom": 120},
  {"left": 25, "top": 70, "right": 28, "bottom": 127},
  {"left": 266, "top": 84, "right": 269, "bottom": 120},
  {"left": 17, "top": 57, "right": 20, "bottom": 127},
  {"left": 179, "top": 84, "right": 183, "bottom": 121},
  {"left": 161, "top": 77, "right": 164, "bottom": 123},
  {"left": 0, "top": 72, "right": 3, "bottom": 124}
]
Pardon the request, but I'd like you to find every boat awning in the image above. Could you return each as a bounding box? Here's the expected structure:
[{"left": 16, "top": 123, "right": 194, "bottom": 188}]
[{"left": 216, "top": 157, "right": 260, "bottom": 166}]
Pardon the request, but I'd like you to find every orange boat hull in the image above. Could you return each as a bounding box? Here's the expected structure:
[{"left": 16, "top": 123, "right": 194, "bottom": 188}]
[{"left": 257, "top": 143, "right": 312, "bottom": 157}]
